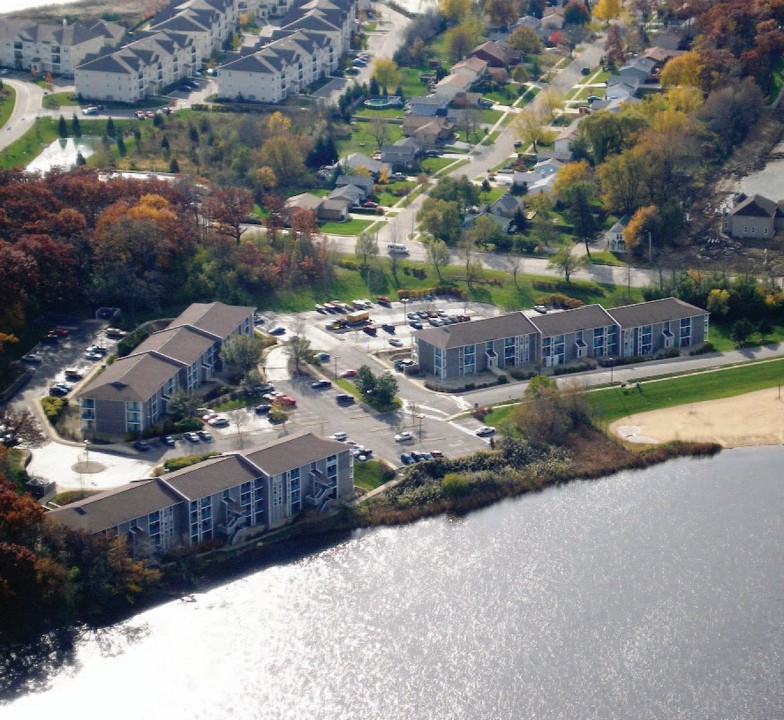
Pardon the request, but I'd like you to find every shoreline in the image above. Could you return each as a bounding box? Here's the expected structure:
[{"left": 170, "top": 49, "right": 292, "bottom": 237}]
[{"left": 609, "top": 387, "right": 784, "bottom": 449}]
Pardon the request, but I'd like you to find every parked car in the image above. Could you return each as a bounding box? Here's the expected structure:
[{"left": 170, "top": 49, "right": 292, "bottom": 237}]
[
  {"left": 376, "top": 295, "right": 391, "bottom": 306},
  {"left": 21, "top": 353, "right": 43, "bottom": 364},
  {"left": 48, "top": 386, "right": 68, "bottom": 397},
  {"left": 400, "top": 453, "right": 414, "bottom": 465},
  {"left": 475, "top": 426, "right": 496, "bottom": 437},
  {"left": 50, "top": 327, "right": 70, "bottom": 337},
  {"left": 533, "top": 305, "right": 548, "bottom": 314},
  {"left": 202, "top": 411, "right": 218, "bottom": 422},
  {"left": 311, "top": 380, "right": 332, "bottom": 390},
  {"left": 317, "top": 352, "right": 330, "bottom": 362},
  {"left": 133, "top": 440, "right": 151, "bottom": 451},
  {"left": 64, "top": 368, "right": 83, "bottom": 379},
  {"left": 581, "top": 66, "right": 591, "bottom": 75},
  {"left": 362, "top": 325, "right": 378, "bottom": 336},
  {"left": 389, "top": 338, "right": 403, "bottom": 347},
  {"left": 430, "top": 450, "right": 444, "bottom": 458},
  {"left": 339, "top": 369, "right": 357, "bottom": 378},
  {"left": 254, "top": 403, "right": 271, "bottom": 415},
  {"left": 208, "top": 416, "right": 229, "bottom": 427},
  {"left": 197, "top": 430, "right": 213, "bottom": 442},
  {"left": 330, "top": 431, "right": 348, "bottom": 441},
  {"left": 336, "top": 394, "right": 355, "bottom": 405},
  {"left": 410, "top": 451, "right": 424, "bottom": 462},
  {"left": 409, "top": 320, "right": 423, "bottom": 330},
  {"left": 269, "top": 326, "right": 286, "bottom": 336},
  {"left": 161, "top": 435, "right": 176, "bottom": 447},
  {"left": 381, "top": 323, "right": 395, "bottom": 334},
  {"left": 85, "top": 345, "right": 107, "bottom": 356},
  {"left": 513, "top": 140, "right": 523, "bottom": 149},
  {"left": 395, "top": 431, "right": 413, "bottom": 443},
  {"left": 184, "top": 431, "right": 201, "bottom": 443}
]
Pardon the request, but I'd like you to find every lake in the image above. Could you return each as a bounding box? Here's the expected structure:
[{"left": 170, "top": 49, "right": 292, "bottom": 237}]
[
  {"left": 2, "top": 447, "right": 783, "bottom": 719},
  {"left": 26, "top": 137, "right": 94, "bottom": 174},
  {"left": 1, "top": 0, "right": 79, "bottom": 14}
]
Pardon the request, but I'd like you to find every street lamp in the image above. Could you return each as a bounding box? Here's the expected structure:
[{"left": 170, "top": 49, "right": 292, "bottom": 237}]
[
  {"left": 608, "top": 358, "right": 614, "bottom": 386},
  {"left": 401, "top": 297, "right": 408, "bottom": 325},
  {"left": 333, "top": 355, "right": 340, "bottom": 379}
]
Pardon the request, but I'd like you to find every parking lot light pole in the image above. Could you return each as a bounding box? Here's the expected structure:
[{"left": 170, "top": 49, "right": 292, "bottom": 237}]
[
  {"left": 334, "top": 355, "right": 340, "bottom": 380},
  {"left": 401, "top": 298, "right": 408, "bottom": 325}
]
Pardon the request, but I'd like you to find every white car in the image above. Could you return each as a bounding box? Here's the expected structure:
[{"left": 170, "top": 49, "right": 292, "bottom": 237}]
[
  {"left": 475, "top": 426, "right": 496, "bottom": 437},
  {"left": 330, "top": 431, "right": 348, "bottom": 442},
  {"left": 388, "top": 338, "right": 403, "bottom": 347},
  {"left": 207, "top": 416, "right": 229, "bottom": 427},
  {"left": 394, "top": 432, "right": 413, "bottom": 443}
]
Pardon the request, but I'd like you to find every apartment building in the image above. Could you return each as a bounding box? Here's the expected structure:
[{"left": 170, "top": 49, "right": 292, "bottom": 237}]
[
  {"left": 77, "top": 302, "right": 254, "bottom": 436},
  {"left": 49, "top": 433, "right": 354, "bottom": 555}
]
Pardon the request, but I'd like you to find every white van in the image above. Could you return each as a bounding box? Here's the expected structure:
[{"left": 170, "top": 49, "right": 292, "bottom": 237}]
[{"left": 387, "top": 243, "right": 409, "bottom": 255}]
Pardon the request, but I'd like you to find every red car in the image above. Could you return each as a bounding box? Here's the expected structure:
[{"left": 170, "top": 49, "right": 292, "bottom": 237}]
[
  {"left": 339, "top": 369, "right": 357, "bottom": 378},
  {"left": 275, "top": 394, "right": 297, "bottom": 407},
  {"left": 362, "top": 325, "right": 378, "bottom": 336},
  {"left": 49, "top": 328, "right": 69, "bottom": 337}
]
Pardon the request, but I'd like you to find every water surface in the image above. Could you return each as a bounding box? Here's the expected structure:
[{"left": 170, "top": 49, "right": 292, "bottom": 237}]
[{"left": 3, "top": 447, "right": 783, "bottom": 719}]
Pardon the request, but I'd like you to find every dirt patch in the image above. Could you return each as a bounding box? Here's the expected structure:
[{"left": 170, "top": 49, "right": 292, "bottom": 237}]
[{"left": 609, "top": 388, "right": 784, "bottom": 448}]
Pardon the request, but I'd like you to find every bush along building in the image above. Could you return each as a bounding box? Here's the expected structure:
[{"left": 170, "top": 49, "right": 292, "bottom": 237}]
[
  {"left": 49, "top": 432, "right": 354, "bottom": 556},
  {"left": 414, "top": 298, "right": 709, "bottom": 381}
]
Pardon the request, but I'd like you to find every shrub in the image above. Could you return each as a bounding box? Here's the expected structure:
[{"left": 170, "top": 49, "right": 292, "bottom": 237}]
[
  {"left": 163, "top": 452, "right": 220, "bottom": 472},
  {"left": 117, "top": 328, "right": 150, "bottom": 357},
  {"left": 41, "top": 396, "right": 68, "bottom": 424},
  {"left": 441, "top": 472, "right": 469, "bottom": 499},
  {"left": 497, "top": 375, "right": 509, "bottom": 384},
  {"left": 338, "top": 258, "right": 359, "bottom": 270},
  {"left": 472, "top": 405, "right": 491, "bottom": 420}
]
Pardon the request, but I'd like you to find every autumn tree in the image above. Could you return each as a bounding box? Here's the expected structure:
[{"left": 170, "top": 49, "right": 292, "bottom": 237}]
[
  {"left": 487, "top": 0, "right": 517, "bottom": 27},
  {"left": 372, "top": 57, "right": 401, "bottom": 94},
  {"left": 563, "top": 0, "right": 590, "bottom": 25},
  {"left": 660, "top": 51, "right": 704, "bottom": 89},
  {"left": 513, "top": 107, "right": 553, "bottom": 152},
  {"left": 604, "top": 24, "right": 625, "bottom": 68},
  {"left": 204, "top": 186, "right": 254, "bottom": 244},
  {"left": 593, "top": 0, "right": 621, "bottom": 22},
  {"left": 447, "top": 20, "right": 481, "bottom": 61},
  {"left": 284, "top": 330, "right": 314, "bottom": 375},
  {"left": 417, "top": 197, "right": 462, "bottom": 244},
  {"left": 355, "top": 230, "right": 379, "bottom": 273},
  {"left": 598, "top": 147, "right": 648, "bottom": 216},
  {"left": 507, "top": 26, "right": 543, "bottom": 55},
  {"left": 440, "top": 0, "right": 471, "bottom": 23},
  {"left": 259, "top": 134, "right": 308, "bottom": 186},
  {"left": 370, "top": 117, "right": 391, "bottom": 151},
  {"left": 623, "top": 205, "right": 660, "bottom": 258}
]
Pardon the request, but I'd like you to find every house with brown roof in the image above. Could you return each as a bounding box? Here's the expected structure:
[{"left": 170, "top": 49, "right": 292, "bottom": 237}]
[
  {"left": 402, "top": 115, "right": 454, "bottom": 147},
  {"left": 433, "top": 72, "right": 475, "bottom": 100},
  {"left": 49, "top": 432, "right": 353, "bottom": 554},
  {"left": 451, "top": 56, "right": 488, "bottom": 82},
  {"left": 469, "top": 40, "right": 510, "bottom": 68},
  {"left": 414, "top": 298, "right": 709, "bottom": 379},
  {"left": 724, "top": 194, "right": 784, "bottom": 239},
  {"left": 77, "top": 302, "right": 254, "bottom": 436}
]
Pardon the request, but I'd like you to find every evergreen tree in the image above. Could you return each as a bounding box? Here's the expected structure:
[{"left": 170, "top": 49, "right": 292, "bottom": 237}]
[
  {"left": 369, "top": 75, "right": 380, "bottom": 97},
  {"left": 57, "top": 115, "right": 68, "bottom": 138},
  {"left": 116, "top": 132, "right": 126, "bottom": 156},
  {"left": 75, "top": 151, "right": 86, "bottom": 166},
  {"left": 106, "top": 116, "right": 115, "bottom": 137},
  {"left": 71, "top": 113, "right": 81, "bottom": 137},
  {"left": 169, "top": 157, "right": 180, "bottom": 173}
]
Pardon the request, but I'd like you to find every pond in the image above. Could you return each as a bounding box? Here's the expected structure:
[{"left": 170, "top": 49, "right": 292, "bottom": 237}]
[{"left": 26, "top": 137, "right": 95, "bottom": 175}]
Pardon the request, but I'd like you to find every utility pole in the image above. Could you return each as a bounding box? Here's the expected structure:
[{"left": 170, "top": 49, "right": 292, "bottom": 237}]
[{"left": 648, "top": 231, "right": 652, "bottom": 265}]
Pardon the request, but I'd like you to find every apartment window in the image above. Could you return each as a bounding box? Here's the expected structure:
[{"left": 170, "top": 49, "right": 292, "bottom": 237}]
[
  {"left": 433, "top": 346, "right": 445, "bottom": 378},
  {"left": 126, "top": 401, "right": 142, "bottom": 433},
  {"left": 639, "top": 324, "right": 652, "bottom": 355},
  {"left": 680, "top": 317, "right": 692, "bottom": 347}
]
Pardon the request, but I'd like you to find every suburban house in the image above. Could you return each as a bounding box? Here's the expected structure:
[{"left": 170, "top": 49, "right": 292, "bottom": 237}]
[
  {"left": 618, "top": 56, "right": 656, "bottom": 86},
  {"left": 335, "top": 173, "right": 374, "bottom": 195},
  {"left": 285, "top": 172, "right": 371, "bottom": 222},
  {"left": 469, "top": 40, "right": 510, "bottom": 67},
  {"left": 77, "top": 302, "right": 254, "bottom": 436},
  {"left": 451, "top": 56, "right": 488, "bottom": 82},
  {"left": 540, "top": 7, "right": 565, "bottom": 30},
  {"left": 380, "top": 137, "right": 421, "bottom": 170},
  {"left": 723, "top": 194, "right": 784, "bottom": 239},
  {"left": 414, "top": 298, "right": 709, "bottom": 379},
  {"left": 415, "top": 312, "right": 541, "bottom": 379},
  {"left": 553, "top": 120, "right": 580, "bottom": 157},
  {"left": 606, "top": 215, "right": 629, "bottom": 253},
  {"left": 402, "top": 115, "right": 454, "bottom": 147},
  {"left": 0, "top": 18, "right": 125, "bottom": 76},
  {"left": 407, "top": 95, "right": 449, "bottom": 117},
  {"left": 341, "top": 152, "right": 388, "bottom": 177},
  {"left": 49, "top": 432, "right": 354, "bottom": 555},
  {"left": 433, "top": 72, "right": 475, "bottom": 101},
  {"left": 513, "top": 157, "right": 563, "bottom": 195},
  {"left": 605, "top": 77, "right": 639, "bottom": 101}
]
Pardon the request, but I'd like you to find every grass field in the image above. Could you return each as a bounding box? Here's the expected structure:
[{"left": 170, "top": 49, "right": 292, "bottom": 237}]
[
  {"left": 707, "top": 322, "right": 784, "bottom": 352},
  {"left": 354, "top": 460, "right": 394, "bottom": 491},
  {"left": 336, "top": 121, "right": 403, "bottom": 156},
  {"left": 484, "top": 357, "right": 784, "bottom": 428},
  {"left": 0, "top": 117, "right": 59, "bottom": 169},
  {"left": 42, "top": 91, "right": 78, "bottom": 109},
  {"left": 320, "top": 218, "right": 377, "bottom": 235},
  {"left": 0, "top": 85, "right": 15, "bottom": 129}
]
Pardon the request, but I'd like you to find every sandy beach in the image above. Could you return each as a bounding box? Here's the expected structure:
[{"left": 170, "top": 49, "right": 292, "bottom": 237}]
[{"left": 611, "top": 387, "right": 784, "bottom": 448}]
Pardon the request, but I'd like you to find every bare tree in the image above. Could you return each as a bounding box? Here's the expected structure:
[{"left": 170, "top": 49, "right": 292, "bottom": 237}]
[
  {"left": 509, "top": 247, "right": 522, "bottom": 289},
  {"left": 426, "top": 238, "right": 450, "bottom": 281},
  {"left": 228, "top": 408, "right": 249, "bottom": 449},
  {"left": 370, "top": 118, "right": 391, "bottom": 151},
  {"left": 0, "top": 408, "right": 45, "bottom": 448},
  {"left": 355, "top": 231, "right": 379, "bottom": 273},
  {"left": 284, "top": 319, "right": 314, "bottom": 375}
]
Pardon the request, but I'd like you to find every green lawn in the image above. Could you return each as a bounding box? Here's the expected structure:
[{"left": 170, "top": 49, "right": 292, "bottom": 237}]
[
  {"left": 0, "top": 85, "right": 15, "bottom": 129},
  {"left": 485, "top": 357, "right": 784, "bottom": 429},
  {"left": 590, "top": 357, "right": 784, "bottom": 423},
  {"left": 398, "top": 66, "right": 430, "bottom": 101},
  {"left": 421, "top": 156, "right": 455, "bottom": 173},
  {"left": 707, "top": 322, "right": 784, "bottom": 352},
  {"left": 354, "top": 460, "right": 395, "bottom": 491},
  {"left": 480, "top": 130, "right": 501, "bottom": 146},
  {"left": 0, "top": 117, "right": 59, "bottom": 169},
  {"left": 377, "top": 181, "right": 416, "bottom": 207},
  {"left": 481, "top": 108, "right": 504, "bottom": 125},
  {"left": 336, "top": 121, "right": 403, "bottom": 156},
  {"left": 320, "top": 218, "right": 378, "bottom": 235},
  {"left": 483, "top": 87, "right": 518, "bottom": 106},
  {"left": 354, "top": 106, "right": 405, "bottom": 119},
  {"left": 589, "top": 249, "right": 627, "bottom": 267},
  {"left": 433, "top": 158, "right": 468, "bottom": 176},
  {"left": 42, "top": 91, "right": 78, "bottom": 109}
]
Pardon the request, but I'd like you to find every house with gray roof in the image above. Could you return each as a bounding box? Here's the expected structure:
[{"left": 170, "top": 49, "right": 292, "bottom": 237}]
[
  {"left": 606, "top": 215, "right": 629, "bottom": 253},
  {"left": 77, "top": 302, "right": 254, "bottom": 436},
  {"left": 407, "top": 95, "right": 449, "bottom": 117},
  {"left": 724, "top": 194, "right": 784, "bottom": 239},
  {"left": 380, "top": 137, "right": 421, "bottom": 170},
  {"left": 414, "top": 298, "right": 709, "bottom": 379},
  {"left": 49, "top": 432, "right": 353, "bottom": 554},
  {"left": 342, "top": 152, "right": 388, "bottom": 177}
]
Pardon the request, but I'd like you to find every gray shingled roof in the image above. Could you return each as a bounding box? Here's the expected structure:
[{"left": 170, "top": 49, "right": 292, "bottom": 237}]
[
  {"left": 49, "top": 480, "right": 182, "bottom": 534},
  {"left": 161, "top": 454, "right": 259, "bottom": 500},
  {"left": 416, "top": 312, "right": 538, "bottom": 350},
  {"left": 530, "top": 304, "right": 616, "bottom": 337},
  {"left": 244, "top": 432, "right": 346, "bottom": 476},
  {"left": 608, "top": 298, "right": 707, "bottom": 328},
  {"left": 173, "top": 301, "right": 254, "bottom": 339},
  {"left": 76, "top": 352, "right": 183, "bottom": 402},
  {"left": 132, "top": 325, "right": 216, "bottom": 366}
]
